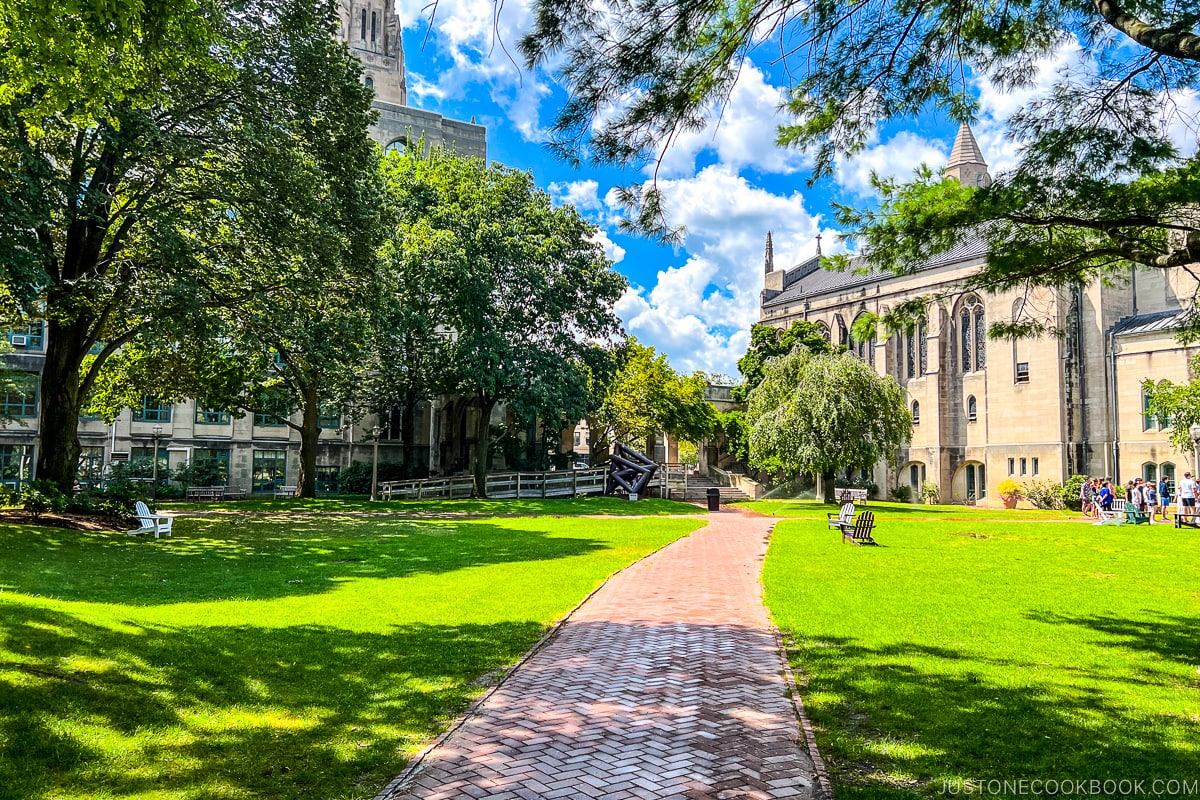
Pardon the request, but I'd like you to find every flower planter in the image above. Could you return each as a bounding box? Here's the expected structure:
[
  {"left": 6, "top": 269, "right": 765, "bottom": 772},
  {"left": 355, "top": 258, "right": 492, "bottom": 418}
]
[{"left": 1002, "top": 495, "right": 1019, "bottom": 509}]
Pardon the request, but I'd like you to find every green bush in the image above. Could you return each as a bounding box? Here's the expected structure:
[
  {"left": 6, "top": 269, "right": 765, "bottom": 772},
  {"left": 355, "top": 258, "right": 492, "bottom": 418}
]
[
  {"left": 920, "top": 480, "right": 940, "bottom": 504},
  {"left": 1061, "top": 475, "right": 1087, "bottom": 511},
  {"left": 1024, "top": 478, "right": 1065, "bottom": 510},
  {"left": 18, "top": 480, "right": 68, "bottom": 518},
  {"left": 66, "top": 490, "right": 140, "bottom": 518},
  {"left": 889, "top": 484, "right": 913, "bottom": 502},
  {"left": 337, "top": 462, "right": 408, "bottom": 495}
]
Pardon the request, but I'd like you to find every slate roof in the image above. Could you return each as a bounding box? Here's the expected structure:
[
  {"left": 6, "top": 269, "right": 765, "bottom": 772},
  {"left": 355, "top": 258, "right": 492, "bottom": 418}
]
[
  {"left": 1110, "top": 309, "right": 1196, "bottom": 337},
  {"left": 763, "top": 234, "right": 990, "bottom": 308},
  {"left": 947, "top": 123, "right": 987, "bottom": 169}
]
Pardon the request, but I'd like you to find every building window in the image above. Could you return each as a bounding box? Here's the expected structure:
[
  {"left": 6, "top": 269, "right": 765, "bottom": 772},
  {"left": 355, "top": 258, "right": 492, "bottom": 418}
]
[
  {"left": 252, "top": 450, "right": 287, "bottom": 494},
  {"left": 130, "top": 446, "right": 169, "bottom": 480},
  {"left": 195, "top": 408, "right": 231, "bottom": 425},
  {"left": 966, "top": 464, "right": 977, "bottom": 501},
  {"left": 961, "top": 296, "right": 986, "bottom": 372},
  {"left": 906, "top": 329, "right": 916, "bottom": 378},
  {"left": 1143, "top": 462, "right": 1157, "bottom": 484},
  {"left": 1, "top": 374, "right": 38, "bottom": 418},
  {"left": 1008, "top": 457, "right": 1015, "bottom": 475},
  {"left": 1015, "top": 362, "right": 1030, "bottom": 384},
  {"left": 254, "top": 397, "right": 290, "bottom": 427},
  {"left": 967, "top": 395, "right": 977, "bottom": 423},
  {"left": 371, "top": 10, "right": 377, "bottom": 43},
  {"left": 77, "top": 446, "right": 104, "bottom": 488},
  {"left": 360, "top": 8, "right": 367, "bottom": 39},
  {"left": 1142, "top": 390, "right": 1161, "bottom": 430},
  {"left": 5, "top": 320, "right": 44, "bottom": 350},
  {"left": 316, "top": 465, "right": 340, "bottom": 494},
  {"left": 365, "top": 76, "right": 374, "bottom": 90},
  {"left": 978, "top": 465, "right": 986, "bottom": 498},
  {"left": 1020, "top": 457, "right": 1027, "bottom": 476},
  {"left": 1162, "top": 462, "right": 1176, "bottom": 494},
  {"left": 837, "top": 317, "right": 849, "bottom": 348},
  {"left": 192, "top": 448, "right": 231, "bottom": 485},
  {"left": 911, "top": 400, "right": 920, "bottom": 425},
  {"left": 573, "top": 431, "right": 581, "bottom": 447},
  {"left": 133, "top": 396, "right": 172, "bottom": 423},
  {"left": 0, "top": 444, "right": 34, "bottom": 490},
  {"left": 1032, "top": 457, "right": 1039, "bottom": 476},
  {"left": 317, "top": 405, "right": 342, "bottom": 430},
  {"left": 918, "top": 320, "right": 928, "bottom": 375},
  {"left": 817, "top": 321, "right": 831, "bottom": 342}
]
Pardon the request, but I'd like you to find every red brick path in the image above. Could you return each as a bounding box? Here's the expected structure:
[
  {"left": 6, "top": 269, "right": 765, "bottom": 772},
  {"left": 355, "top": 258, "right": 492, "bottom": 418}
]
[{"left": 377, "top": 510, "right": 818, "bottom": 800}]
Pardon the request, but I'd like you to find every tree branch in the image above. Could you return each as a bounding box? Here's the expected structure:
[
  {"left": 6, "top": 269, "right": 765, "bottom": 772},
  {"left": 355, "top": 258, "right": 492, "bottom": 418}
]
[{"left": 1094, "top": 0, "right": 1200, "bottom": 60}]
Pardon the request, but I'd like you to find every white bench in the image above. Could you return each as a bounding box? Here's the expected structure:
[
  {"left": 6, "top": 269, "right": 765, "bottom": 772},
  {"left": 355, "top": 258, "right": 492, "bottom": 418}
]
[
  {"left": 127, "top": 501, "right": 173, "bottom": 538},
  {"left": 274, "top": 485, "right": 298, "bottom": 499},
  {"left": 836, "top": 487, "right": 869, "bottom": 504}
]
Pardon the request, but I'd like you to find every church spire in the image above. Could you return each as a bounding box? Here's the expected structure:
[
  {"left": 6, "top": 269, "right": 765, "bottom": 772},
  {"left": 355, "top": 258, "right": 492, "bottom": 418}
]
[
  {"left": 764, "top": 231, "right": 774, "bottom": 275},
  {"left": 945, "top": 123, "right": 991, "bottom": 188}
]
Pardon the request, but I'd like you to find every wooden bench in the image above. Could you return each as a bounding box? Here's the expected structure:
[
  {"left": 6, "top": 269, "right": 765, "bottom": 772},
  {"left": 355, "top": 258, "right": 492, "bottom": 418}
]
[
  {"left": 827, "top": 502, "right": 857, "bottom": 534},
  {"left": 836, "top": 488, "right": 869, "bottom": 504},
  {"left": 1096, "top": 498, "right": 1150, "bottom": 525},
  {"left": 274, "top": 485, "right": 298, "bottom": 499},
  {"left": 222, "top": 487, "right": 247, "bottom": 500},
  {"left": 842, "top": 510, "right": 877, "bottom": 545},
  {"left": 186, "top": 486, "right": 224, "bottom": 501}
]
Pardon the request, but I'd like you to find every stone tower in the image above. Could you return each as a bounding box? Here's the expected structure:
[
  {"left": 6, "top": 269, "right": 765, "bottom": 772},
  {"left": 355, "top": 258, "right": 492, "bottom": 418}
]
[
  {"left": 337, "top": 1, "right": 406, "bottom": 107},
  {"left": 764, "top": 231, "right": 774, "bottom": 275},
  {"left": 945, "top": 123, "right": 991, "bottom": 188}
]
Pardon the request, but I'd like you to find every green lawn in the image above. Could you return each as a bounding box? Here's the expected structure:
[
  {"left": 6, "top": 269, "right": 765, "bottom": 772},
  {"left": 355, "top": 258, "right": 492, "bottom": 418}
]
[
  {"left": 740, "top": 497, "right": 1077, "bottom": 521},
  {"left": 0, "top": 513, "right": 704, "bottom": 800},
  {"left": 764, "top": 513, "right": 1200, "bottom": 799},
  {"left": 161, "top": 494, "right": 701, "bottom": 516}
]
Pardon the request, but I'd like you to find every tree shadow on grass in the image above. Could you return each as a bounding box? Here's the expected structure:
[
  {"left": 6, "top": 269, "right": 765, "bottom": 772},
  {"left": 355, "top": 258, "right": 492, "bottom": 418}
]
[
  {"left": 0, "top": 518, "right": 606, "bottom": 605},
  {"left": 1026, "top": 610, "right": 1200, "bottom": 672},
  {"left": 787, "top": 632, "right": 1200, "bottom": 800},
  {"left": 0, "top": 603, "right": 544, "bottom": 800}
]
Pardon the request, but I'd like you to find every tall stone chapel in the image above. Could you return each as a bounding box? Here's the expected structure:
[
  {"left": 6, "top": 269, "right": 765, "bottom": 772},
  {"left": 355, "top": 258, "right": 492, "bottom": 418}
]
[{"left": 758, "top": 125, "right": 1200, "bottom": 505}]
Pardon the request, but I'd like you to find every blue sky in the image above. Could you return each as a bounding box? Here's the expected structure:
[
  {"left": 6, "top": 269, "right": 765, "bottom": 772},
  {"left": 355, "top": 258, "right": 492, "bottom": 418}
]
[{"left": 388, "top": 1, "right": 1197, "bottom": 379}]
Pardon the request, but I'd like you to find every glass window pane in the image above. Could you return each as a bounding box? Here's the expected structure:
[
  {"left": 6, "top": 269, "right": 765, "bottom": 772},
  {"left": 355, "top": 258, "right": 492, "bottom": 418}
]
[
  {"left": 960, "top": 310, "right": 972, "bottom": 372},
  {"left": 252, "top": 450, "right": 287, "bottom": 493},
  {"left": 906, "top": 331, "right": 915, "bottom": 378},
  {"left": 918, "top": 322, "right": 928, "bottom": 375},
  {"left": 1, "top": 373, "right": 38, "bottom": 417},
  {"left": 974, "top": 307, "right": 986, "bottom": 368}
]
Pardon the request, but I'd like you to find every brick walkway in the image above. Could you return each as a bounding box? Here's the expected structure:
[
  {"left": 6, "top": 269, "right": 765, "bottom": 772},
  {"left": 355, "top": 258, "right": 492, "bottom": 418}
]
[{"left": 377, "top": 510, "right": 819, "bottom": 800}]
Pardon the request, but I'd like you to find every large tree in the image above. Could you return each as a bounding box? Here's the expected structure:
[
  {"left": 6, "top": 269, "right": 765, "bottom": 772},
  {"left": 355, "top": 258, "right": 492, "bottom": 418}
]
[
  {"left": 520, "top": 1, "right": 1200, "bottom": 330},
  {"left": 0, "top": 0, "right": 376, "bottom": 493},
  {"left": 746, "top": 349, "right": 911, "bottom": 502},
  {"left": 590, "top": 338, "right": 717, "bottom": 458},
  {"left": 386, "top": 147, "right": 626, "bottom": 494}
]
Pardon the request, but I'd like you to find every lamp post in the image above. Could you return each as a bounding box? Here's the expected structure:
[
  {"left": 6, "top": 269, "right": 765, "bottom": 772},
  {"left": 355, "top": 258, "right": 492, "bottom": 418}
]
[
  {"left": 150, "top": 424, "right": 164, "bottom": 501},
  {"left": 370, "top": 424, "right": 382, "bottom": 502}
]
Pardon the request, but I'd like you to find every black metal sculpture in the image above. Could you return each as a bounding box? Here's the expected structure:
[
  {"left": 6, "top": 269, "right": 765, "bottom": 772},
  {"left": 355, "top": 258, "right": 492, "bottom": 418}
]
[{"left": 606, "top": 443, "right": 659, "bottom": 499}]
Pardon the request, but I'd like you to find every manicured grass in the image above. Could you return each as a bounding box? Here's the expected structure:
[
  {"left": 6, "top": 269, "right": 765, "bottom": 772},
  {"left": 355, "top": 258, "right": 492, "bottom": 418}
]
[
  {"left": 161, "top": 494, "right": 701, "bottom": 516},
  {"left": 740, "top": 498, "right": 1076, "bottom": 521},
  {"left": 0, "top": 513, "right": 704, "bottom": 800},
  {"left": 764, "top": 514, "right": 1200, "bottom": 798}
]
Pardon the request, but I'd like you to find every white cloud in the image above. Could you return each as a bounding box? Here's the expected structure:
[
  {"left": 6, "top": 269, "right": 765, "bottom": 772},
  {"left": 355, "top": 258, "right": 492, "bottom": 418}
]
[
  {"left": 613, "top": 165, "right": 837, "bottom": 376},
  {"left": 549, "top": 179, "right": 604, "bottom": 212},
  {"left": 834, "top": 131, "right": 948, "bottom": 196},
  {"left": 589, "top": 228, "right": 626, "bottom": 264},
  {"left": 655, "top": 64, "right": 811, "bottom": 179}
]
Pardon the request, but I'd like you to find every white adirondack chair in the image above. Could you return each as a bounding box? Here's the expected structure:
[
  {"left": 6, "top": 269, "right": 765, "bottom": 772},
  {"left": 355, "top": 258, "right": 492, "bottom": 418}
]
[{"left": 127, "top": 501, "right": 173, "bottom": 538}]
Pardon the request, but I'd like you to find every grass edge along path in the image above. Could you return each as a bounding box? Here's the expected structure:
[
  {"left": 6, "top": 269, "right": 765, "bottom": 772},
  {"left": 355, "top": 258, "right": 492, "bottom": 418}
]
[
  {"left": 160, "top": 495, "right": 702, "bottom": 517},
  {"left": 762, "top": 512, "right": 1200, "bottom": 800},
  {"left": 0, "top": 512, "right": 706, "bottom": 800}
]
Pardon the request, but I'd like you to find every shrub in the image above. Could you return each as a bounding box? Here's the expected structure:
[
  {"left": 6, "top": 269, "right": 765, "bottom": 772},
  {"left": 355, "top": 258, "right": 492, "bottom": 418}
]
[
  {"left": 889, "top": 484, "right": 913, "bottom": 502},
  {"left": 18, "top": 480, "right": 68, "bottom": 518},
  {"left": 920, "top": 480, "right": 940, "bottom": 504},
  {"left": 337, "top": 461, "right": 408, "bottom": 495},
  {"left": 997, "top": 478, "right": 1025, "bottom": 500},
  {"left": 66, "top": 490, "right": 139, "bottom": 518},
  {"left": 1061, "top": 475, "right": 1087, "bottom": 511},
  {"left": 1024, "top": 478, "right": 1065, "bottom": 510}
]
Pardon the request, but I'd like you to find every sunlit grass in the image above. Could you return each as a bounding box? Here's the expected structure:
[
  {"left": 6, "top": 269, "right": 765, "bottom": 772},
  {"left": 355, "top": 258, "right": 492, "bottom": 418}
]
[
  {"left": 739, "top": 497, "right": 1076, "bottom": 521},
  {"left": 0, "top": 513, "right": 703, "bottom": 800},
  {"left": 763, "top": 514, "right": 1200, "bottom": 799}
]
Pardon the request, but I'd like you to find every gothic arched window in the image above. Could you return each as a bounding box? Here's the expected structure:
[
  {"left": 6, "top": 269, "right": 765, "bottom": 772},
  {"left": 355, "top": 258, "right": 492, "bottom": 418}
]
[
  {"left": 905, "top": 329, "right": 916, "bottom": 379},
  {"left": 912, "top": 401, "right": 920, "bottom": 425},
  {"left": 371, "top": 11, "right": 378, "bottom": 43},
  {"left": 360, "top": 8, "right": 367, "bottom": 40},
  {"left": 960, "top": 296, "right": 986, "bottom": 372},
  {"left": 918, "top": 320, "right": 928, "bottom": 375},
  {"left": 967, "top": 395, "right": 978, "bottom": 422}
]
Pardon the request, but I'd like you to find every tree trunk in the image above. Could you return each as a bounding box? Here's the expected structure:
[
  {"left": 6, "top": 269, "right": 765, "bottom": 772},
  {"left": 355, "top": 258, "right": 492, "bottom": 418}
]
[
  {"left": 472, "top": 395, "right": 496, "bottom": 497},
  {"left": 36, "top": 320, "right": 89, "bottom": 495},
  {"left": 401, "top": 388, "right": 418, "bottom": 478},
  {"left": 296, "top": 383, "right": 320, "bottom": 498},
  {"left": 821, "top": 469, "right": 837, "bottom": 504}
]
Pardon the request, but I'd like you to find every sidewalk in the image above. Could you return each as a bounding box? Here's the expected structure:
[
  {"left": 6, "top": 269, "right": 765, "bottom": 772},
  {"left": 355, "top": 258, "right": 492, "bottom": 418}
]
[{"left": 377, "top": 510, "right": 820, "bottom": 800}]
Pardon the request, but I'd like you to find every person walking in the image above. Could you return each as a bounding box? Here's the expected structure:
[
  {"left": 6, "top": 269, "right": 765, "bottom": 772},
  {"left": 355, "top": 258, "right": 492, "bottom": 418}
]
[
  {"left": 1098, "top": 481, "right": 1114, "bottom": 514},
  {"left": 1178, "top": 471, "right": 1198, "bottom": 526},
  {"left": 1080, "top": 477, "right": 1094, "bottom": 519},
  {"left": 1145, "top": 480, "right": 1160, "bottom": 523},
  {"left": 1158, "top": 475, "right": 1171, "bottom": 523}
]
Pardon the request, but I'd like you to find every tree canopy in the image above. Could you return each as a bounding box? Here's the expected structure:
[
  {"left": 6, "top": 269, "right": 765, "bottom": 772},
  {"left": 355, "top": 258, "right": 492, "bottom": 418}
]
[
  {"left": 1144, "top": 363, "right": 1200, "bottom": 455},
  {"left": 521, "top": 0, "right": 1200, "bottom": 329},
  {"left": 746, "top": 349, "right": 910, "bottom": 501}
]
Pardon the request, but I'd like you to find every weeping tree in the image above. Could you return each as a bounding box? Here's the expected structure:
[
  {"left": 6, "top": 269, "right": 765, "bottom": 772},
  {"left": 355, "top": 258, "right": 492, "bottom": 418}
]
[{"left": 746, "top": 349, "right": 911, "bottom": 502}]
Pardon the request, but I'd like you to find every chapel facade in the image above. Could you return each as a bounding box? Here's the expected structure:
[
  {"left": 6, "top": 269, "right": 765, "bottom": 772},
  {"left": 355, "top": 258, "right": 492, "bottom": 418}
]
[{"left": 758, "top": 125, "right": 1200, "bottom": 505}]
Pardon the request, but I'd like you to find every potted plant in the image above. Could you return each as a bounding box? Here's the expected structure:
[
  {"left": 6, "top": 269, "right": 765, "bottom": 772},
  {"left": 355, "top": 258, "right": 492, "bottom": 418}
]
[{"left": 997, "top": 478, "right": 1024, "bottom": 509}]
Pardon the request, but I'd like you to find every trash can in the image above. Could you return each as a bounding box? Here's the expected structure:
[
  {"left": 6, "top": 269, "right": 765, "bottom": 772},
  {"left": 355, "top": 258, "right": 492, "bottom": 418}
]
[{"left": 706, "top": 487, "right": 721, "bottom": 512}]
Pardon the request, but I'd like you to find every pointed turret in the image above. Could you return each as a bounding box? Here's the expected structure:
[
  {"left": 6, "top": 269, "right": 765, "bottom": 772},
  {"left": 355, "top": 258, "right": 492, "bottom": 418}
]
[
  {"left": 764, "top": 231, "right": 775, "bottom": 275},
  {"left": 945, "top": 123, "right": 991, "bottom": 188}
]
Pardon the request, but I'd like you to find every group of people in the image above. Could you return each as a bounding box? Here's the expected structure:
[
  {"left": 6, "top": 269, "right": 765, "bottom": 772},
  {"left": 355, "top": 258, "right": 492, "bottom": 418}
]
[{"left": 1079, "top": 472, "right": 1200, "bottom": 523}]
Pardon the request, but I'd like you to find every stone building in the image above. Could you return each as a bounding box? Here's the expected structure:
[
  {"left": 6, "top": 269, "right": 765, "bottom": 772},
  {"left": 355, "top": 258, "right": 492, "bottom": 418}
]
[
  {"left": 758, "top": 125, "right": 1199, "bottom": 505},
  {"left": 0, "top": 7, "right": 490, "bottom": 493}
]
